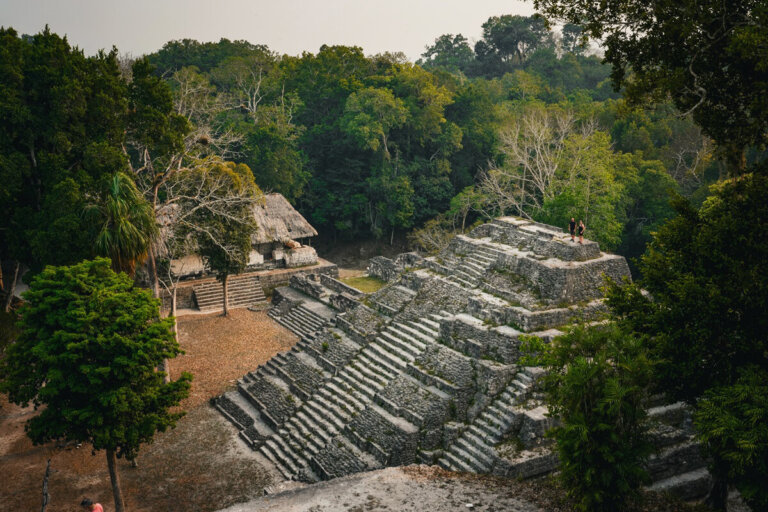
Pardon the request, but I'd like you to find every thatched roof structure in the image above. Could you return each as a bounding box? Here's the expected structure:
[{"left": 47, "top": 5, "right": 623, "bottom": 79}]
[{"left": 252, "top": 193, "right": 318, "bottom": 244}]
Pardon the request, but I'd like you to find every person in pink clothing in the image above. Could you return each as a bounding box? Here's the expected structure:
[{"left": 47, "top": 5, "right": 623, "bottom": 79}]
[{"left": 80, "top": 498, "right": 104, "bottom": 512}]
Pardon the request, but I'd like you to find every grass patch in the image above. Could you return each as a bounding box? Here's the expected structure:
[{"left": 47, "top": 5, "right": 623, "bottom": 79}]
[{"left": 340, "top": 275, "right": 386, "bottom": 294}]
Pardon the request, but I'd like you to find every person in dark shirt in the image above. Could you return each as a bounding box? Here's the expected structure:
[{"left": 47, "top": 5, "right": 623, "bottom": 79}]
[
  {"left": 578, "top": 220, "right": 585, "bottom": 244},
  {"left": 569, "top": 217, "right": 576, "bottom": 242}
]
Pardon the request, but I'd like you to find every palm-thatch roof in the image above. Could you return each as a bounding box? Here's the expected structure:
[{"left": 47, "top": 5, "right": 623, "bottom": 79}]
[{"left": 252, "top": 193, "right": 318, "bottom": 244}]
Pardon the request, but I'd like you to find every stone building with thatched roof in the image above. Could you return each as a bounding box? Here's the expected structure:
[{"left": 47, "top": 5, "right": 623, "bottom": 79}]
[
  {"left": 170, "top": 193, "right": 320, "bottom": 278},
  {"left": 248, "top": 193, "right": 318, "bottom": 268}
]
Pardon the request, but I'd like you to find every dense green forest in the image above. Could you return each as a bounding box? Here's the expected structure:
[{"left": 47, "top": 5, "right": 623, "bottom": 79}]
[
  {"left": 0, "top": 16, "right": 727, "bottom": 280},
  {"left": 1, "top": 5, "right": 767, "bottom": 511},
  {"left": 143, "top": 21, "right": 721, "bottom": 263}
]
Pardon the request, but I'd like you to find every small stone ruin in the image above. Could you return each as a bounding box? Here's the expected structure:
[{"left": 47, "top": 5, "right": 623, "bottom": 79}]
[{"left": 213, "top": 216, "right": 711, "bottom": 500}]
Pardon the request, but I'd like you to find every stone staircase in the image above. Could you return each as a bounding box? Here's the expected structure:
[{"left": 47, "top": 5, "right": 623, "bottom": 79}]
[
  {"left": 193, "top": 274, "right": 266, "bottom": 312},
  {"left": 255, "top": 313, "right": 450, "bottom": 481},
  {"left": 445, "top": 243, "right": 502, "bottom": 289},
  {"left": 646, "top": 402, "right": 712, "bottom": 500},
  {"left": 214, "top": 217, "right": 707, "bottom": 503},
  {"left": 439, "top": 370, "right": 535, "bottom": 473},
  {"left": 268, "top": 304, "right": 328, "bottom": 339}
]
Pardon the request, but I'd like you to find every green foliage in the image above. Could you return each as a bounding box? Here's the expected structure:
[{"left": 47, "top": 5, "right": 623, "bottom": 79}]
[
  {"left": 85, "top": 172, "right": 158, "bottom": 275},
  {"left": 342, "top": 87, "right": 408, "bottom": 157},
  {"left": 522, "top": 324, "right": 653, "bottom": 511},
  {"left": 608, "top": 171, "right": 768, "bottom": 402},
  {"left": 534, "top": 0, "right": 768, "bottom": 170},
  {"left": 537, "top": 131, "right": 625, "bottom": 250},
  {"left": 0, "top": 27, "right": 128, "bottom": 270},
  {"left": 0, "top": 258, "right": 191, "bottom": 459},
  {"left": 148, "top": 38, "right": 268, "bottom": 75},
  {"left": 614, "top": 153, "right": 678, "bottom": 272},
  {"left": 695, "top": 366, "right": 768, "bottom": 511},
  {"left": 418, "top": 34, "right": 474, "bottom": 74},
  {"left": 607, "top": 170, "right": 768, "bottom": 508},
  {"left": 0, "top": 310, "right": 19, "bottom": 353},
  {"left": 473, "top": 15, "right": 552, "bottom": 76},
  {"left": 188, "top": 161, "right": 261, "bottom": 281}
]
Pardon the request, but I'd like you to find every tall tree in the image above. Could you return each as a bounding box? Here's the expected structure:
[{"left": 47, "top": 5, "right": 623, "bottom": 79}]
[
  {"left": 533, "top": 0, "right": 768, "bottom": 171},
  {"left": 178, "top": 160, "right": 261, "bottom": 316},
  {"left": 0, "top": 258, "right": 192, "bottom": 512},
  {"left": 607, "top": 171, "right": 768, "bottom": 509},
  {"left": 418, "top": 34, "right": 475, "bottom": 74},
  {"left": 473, "top": 15, "right": 551, "bottom": 76},
  {"left": 0, "top": 27, "right": 128, "bottom": 273}
]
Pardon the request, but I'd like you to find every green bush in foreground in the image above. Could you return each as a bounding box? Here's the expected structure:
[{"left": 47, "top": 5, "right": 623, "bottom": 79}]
[{"left": 523, "top": 324, "right": 654, "bottom": 512}]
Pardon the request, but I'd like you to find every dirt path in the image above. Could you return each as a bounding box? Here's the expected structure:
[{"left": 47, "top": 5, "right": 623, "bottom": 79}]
[{"left": 0, "top": 309, "right": 295, "bottom": 512}]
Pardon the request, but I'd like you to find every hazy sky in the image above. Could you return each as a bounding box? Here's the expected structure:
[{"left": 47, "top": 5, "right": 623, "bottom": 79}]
[{"left": 2, "top": 0, "right": 535, "bottom": 60}]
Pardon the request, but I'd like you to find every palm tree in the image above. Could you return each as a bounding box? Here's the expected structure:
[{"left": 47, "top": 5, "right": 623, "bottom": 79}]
[{"left": 85, "top": 172, "right": 158, "bottom": 275}]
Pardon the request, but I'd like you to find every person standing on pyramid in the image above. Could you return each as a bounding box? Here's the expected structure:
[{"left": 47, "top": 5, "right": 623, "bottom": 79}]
[
  {"left": 569, "top": 217, "right": 577, "bottom": 242},
  {"left": 578, "top": 220, "right": 586, "bottom": 244}
]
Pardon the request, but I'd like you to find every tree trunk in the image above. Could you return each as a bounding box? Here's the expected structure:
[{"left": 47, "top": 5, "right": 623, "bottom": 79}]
[
  {"left": 222, "top": 275, "right": 229, "bottom": 316},
  {"left": 390, "top": 226, "right": 395, "bottom": 246},
  {"left": 41, "top": 458, "right": 51, "bottom": 512},
  {"left": 149, "top": 185, "right": 161, "bottom": 298},
  {"left": 106, "top": 449, "right": 125, "bottom": 512},
  {"left": 705, "top": 474, "right": 728, "bottom": 511},
  {"left": 148, "top": 247, "right": 159, "bottom": 298},
  {"left": 4, "top": 261, "right": 19, "bottom": 313},
  {"left": 164, "top": 287, "right": 178, "bottom": 384},
  {"left": 724, "top": 144, "right": 746, "bottom": 176}
]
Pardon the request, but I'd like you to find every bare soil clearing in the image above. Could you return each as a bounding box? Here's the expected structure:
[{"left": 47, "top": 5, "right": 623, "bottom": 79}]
[{"left": 0, "top": 308, "right": 294, "bottom": 512}]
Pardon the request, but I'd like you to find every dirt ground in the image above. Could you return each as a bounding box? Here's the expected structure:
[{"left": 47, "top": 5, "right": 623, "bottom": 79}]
[{"left": 0, "top": 308, "right": 296, "bottom": 512}]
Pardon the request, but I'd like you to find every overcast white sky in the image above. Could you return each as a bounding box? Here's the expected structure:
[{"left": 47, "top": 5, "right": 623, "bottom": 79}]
[{"left": 1, "top": 0, "right": 535, "bottom": 60}]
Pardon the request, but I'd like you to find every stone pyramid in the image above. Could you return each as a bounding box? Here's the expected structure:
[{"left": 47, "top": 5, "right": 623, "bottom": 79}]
[{"left": 213, "top": 217, "right": 710, "bottom": 500}]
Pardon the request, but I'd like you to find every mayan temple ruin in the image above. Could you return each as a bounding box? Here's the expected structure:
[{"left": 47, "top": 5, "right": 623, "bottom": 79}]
[{"left": 213, "top": 216, "right": 711, "bottom": 500}]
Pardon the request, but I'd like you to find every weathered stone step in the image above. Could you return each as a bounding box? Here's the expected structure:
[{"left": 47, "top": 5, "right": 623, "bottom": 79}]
[
  {"left": 305, "top": 396, "right": 350, "bottom": 432},
  {"left": 448, "top": 275, "right": 475, "bottom": 289},
  {"left": 389, "top": 322, "right": 434, "bottom": 345},
  {"left": 324, "top": 379, "right": 366, "bottom": 412},
  {"left": 195, "top": 284, "right": 264, "bottom": 298},
  {"left": 291, "top": 307, "right": 326, "bottom": 327},
  {"left": 448, "top": 443, "right": 491, "bottom": 472},
  {"left": 648, "top": 467, "right": 711, "bottom": 501},
  {"left": 440, "top": 451, "right": 473, "bottom": 473},
  {"left": 339, "top": 366, "right": 380, "bottom": 399},
  {"left": 290, "top": 410, "right": 333, "bottom": 449},
  {"left": 261, "top": 436, "right": 304, "bottom": 478},
  {"left": 199, "top": 290, "right": 264, "bottom": 302},
  {"left": 357, "top": 350, "right": 400, "bottom": 380},
  {"left": 283, "top": 312, "right": 318, "bottom": 333},
  {"left": 462, "top": 260, "right": 486, "bottom": 273},
  {"left": 379, "top": 330, "right": 425, "bottom": 358},
  {"left": 349, "top": 358, "right": 390, "bottom": 387},
  {"left": 455, "top": 437, "right": 494, "bottom": 467},
  {"left": 470, "top": 423, "right": 500, "bottom": 441},
  {"left": 420, "top": 317, "right": 441, "bottom": 331},
  {"left": 366, "top": 339, "right": 411, "bottom": 369}
]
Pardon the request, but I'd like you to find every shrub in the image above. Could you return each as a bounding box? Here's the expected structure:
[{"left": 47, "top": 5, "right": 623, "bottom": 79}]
[{"left": 523, "top": 323, "right": 653, "bottom": 511}]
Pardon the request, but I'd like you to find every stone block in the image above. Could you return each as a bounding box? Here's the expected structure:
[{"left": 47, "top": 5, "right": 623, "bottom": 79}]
[
  {"left": 346, "top": 404, "right": 419, "bottom": 466},
  {"left": 368, "top": 256, "right": 403, "bottom": 282},
  {"left": 284, "top": 246, "right": 319, "bottom": 268}
]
